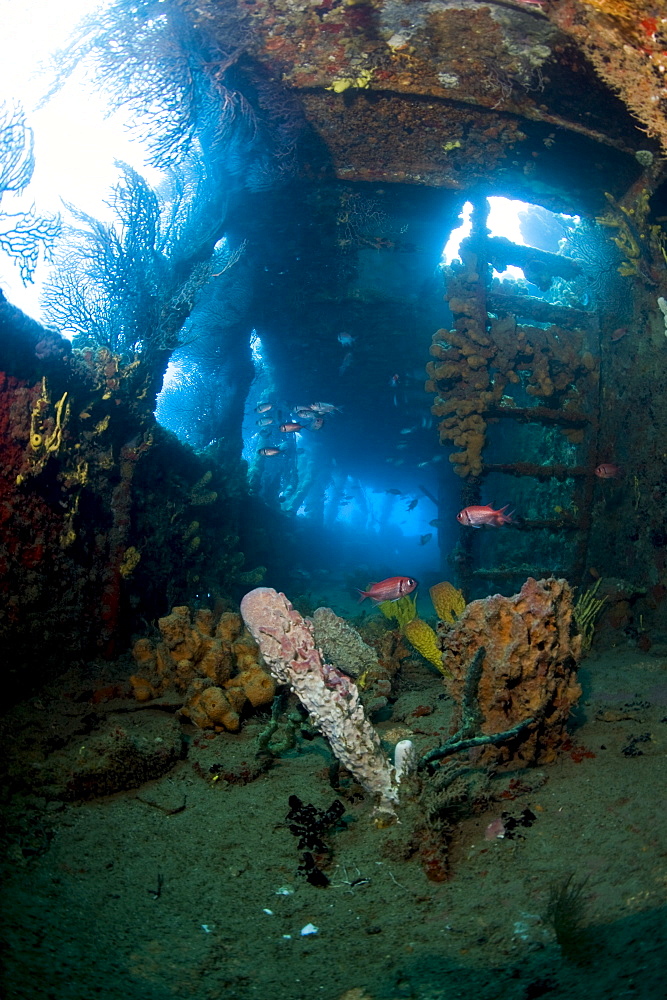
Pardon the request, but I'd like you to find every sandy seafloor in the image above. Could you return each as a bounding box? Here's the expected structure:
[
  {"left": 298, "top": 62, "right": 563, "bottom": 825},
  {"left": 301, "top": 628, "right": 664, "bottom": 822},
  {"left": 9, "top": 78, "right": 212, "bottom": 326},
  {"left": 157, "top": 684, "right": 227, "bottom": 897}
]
[{"left": 1, "top": 635, "right": 666, "bottom": 1000}]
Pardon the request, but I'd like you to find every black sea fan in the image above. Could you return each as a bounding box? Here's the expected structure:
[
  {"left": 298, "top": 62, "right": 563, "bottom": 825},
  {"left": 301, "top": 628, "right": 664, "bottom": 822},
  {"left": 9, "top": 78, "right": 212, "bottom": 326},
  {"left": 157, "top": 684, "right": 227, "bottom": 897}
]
[{"left": 0, "top": 102, "right": 60, "bottom": 283}]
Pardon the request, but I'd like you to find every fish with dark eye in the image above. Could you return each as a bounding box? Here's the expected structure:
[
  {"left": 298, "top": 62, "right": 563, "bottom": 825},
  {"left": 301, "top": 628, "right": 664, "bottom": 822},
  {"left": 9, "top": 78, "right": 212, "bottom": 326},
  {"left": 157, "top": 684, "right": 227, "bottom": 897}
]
[
  {"left": 279, "top": 422, "right": 304, "bottom": 433},
  {"left": 255, "top": 402, "right": 273, "bottom": 413},
  {"left": 457, "top": 504, "right": 513, "bottom": 528},
  {"left": 256, "top": 417, "right": 274, "bottom": 426},
  {"left": 258, "top": 447, "right": 282, "bottom": 456},
  {"left": 595, "top": 463, "right": 622, "bottom": 479},
  {"left": 419, "top": 533, "right": 432, "bottom": 545},
  {"left": 357, "top": 575, "right": 418, "bottom": 603}
]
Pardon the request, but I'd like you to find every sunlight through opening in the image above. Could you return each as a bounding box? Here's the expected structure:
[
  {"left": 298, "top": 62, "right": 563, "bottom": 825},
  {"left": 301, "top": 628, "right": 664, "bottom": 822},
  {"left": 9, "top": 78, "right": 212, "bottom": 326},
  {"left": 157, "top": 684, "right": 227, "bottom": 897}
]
[
  {"left": 0, "top": 0, "right": 161, "bottom": 318},
  {"left": 442, "top": 196, "right": 580, "bottom": 287}
]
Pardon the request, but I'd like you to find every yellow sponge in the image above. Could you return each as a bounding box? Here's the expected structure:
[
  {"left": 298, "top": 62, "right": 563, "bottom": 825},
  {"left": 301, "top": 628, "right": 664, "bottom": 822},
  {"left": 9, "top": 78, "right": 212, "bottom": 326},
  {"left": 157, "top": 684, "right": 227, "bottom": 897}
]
[
  {"left": 403, "top": 618, "right": 449, "bottom": 676},
  {"left": 429, "top": 581, "right": 465, "bottom": 624}
]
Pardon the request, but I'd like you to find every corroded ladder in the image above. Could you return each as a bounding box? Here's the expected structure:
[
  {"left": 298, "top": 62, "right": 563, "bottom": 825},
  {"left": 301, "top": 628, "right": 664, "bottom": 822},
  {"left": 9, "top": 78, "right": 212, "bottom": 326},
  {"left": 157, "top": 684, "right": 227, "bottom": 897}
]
[{"left": 427, "top": 197, "right": 600, "bottom": 594}]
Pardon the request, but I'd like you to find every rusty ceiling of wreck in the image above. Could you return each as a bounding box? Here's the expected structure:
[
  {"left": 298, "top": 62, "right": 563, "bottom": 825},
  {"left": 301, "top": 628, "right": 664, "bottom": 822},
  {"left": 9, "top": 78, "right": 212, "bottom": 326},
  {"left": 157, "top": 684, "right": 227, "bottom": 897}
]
[{"left": 197, "top": 0, "right": 666, "bottom": 210}]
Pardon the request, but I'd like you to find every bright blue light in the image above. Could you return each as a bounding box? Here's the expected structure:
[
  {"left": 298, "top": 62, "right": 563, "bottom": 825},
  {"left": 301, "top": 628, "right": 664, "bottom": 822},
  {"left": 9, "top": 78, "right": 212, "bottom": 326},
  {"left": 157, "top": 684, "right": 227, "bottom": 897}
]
[
  {"left": 441, "top": 201, "right": 472, "bottom": 265},
  {"left": 250, "top": 330, "right": 264, "bottom": 365}
]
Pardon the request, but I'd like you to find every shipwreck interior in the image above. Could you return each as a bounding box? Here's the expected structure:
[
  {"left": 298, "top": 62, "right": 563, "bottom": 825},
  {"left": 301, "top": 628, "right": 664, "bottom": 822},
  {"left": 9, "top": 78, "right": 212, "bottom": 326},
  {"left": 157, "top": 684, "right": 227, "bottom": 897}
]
[
  {"left": 2, "top": 0, "right": 667, "bottom": 682},
  {"left": 1, "top": 2, "right": 667, "bottom": 997}
]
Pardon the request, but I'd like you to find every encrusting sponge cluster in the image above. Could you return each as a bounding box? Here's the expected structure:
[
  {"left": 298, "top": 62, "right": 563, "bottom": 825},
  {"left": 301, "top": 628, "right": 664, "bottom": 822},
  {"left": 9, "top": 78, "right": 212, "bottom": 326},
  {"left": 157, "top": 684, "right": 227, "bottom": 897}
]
[{"left": 130, "top": 604, "right": 276, "bottom": 730}]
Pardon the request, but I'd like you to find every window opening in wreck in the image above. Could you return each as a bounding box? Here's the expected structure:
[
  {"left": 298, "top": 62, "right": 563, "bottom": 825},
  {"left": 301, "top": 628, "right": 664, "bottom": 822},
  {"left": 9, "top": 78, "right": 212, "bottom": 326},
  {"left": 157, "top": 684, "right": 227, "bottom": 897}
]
[{"left": 442, "top": 196, "right": 581, "bottom": 287}]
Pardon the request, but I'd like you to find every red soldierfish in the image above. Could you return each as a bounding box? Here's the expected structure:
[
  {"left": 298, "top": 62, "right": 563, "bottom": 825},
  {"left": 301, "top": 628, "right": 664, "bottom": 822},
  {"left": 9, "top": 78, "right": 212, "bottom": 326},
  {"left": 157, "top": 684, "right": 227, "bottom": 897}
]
[
  {"left": 595, "top": 463, "right": 622, "bottom": 479},
  {"left": 357, "top": 576, "right": 418, "bottom": 603},
  {"left": 279, "top": 422, "right": 304, "bottom": 433},
  {"left": 457, "top": 504, "right": 513, "bottom": 528},
  {"left": 258, "top": 447, "right": 282, "bottom": 456}
]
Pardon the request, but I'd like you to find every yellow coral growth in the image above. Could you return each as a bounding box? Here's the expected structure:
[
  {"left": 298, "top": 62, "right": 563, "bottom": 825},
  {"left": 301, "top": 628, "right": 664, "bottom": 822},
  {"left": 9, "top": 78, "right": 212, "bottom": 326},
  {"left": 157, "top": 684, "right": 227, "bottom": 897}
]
[
  {"left": 119, "top": 546, "right": 141, "bottom": 578},
  {"left": 426, "top": 259, "right": 600, "bottom": 479},
  {"left": 579, "top": 0, "right": 638, "bottom": 22},
  {"left": 377, "top": 594, "right": 417, "bottom": 628},
  {"left": 403, "top": 618, "right": 449, "bottom": 676},
  {"left": 573, "top": 579, "right": 606, "bottom": 653},
  {"left": 189, "top": 470, "right": 218, "bottom": 506},
  {"left": 430, "top": 581, "right": 466, "bottom": 624}
]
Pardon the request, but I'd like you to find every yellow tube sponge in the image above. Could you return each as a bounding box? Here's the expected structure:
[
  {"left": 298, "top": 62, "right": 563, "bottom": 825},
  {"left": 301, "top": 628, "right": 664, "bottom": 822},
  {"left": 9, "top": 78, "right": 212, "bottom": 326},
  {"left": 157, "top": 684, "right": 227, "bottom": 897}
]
[
  {"left": 430, "top": 581, "right": 466, "bottom": 624},
  {"left": 377, "top": 594, "right": 417, "bottom": 629},
  {"left": 403, "top": 618, "right": 449, "bottom": 676}
]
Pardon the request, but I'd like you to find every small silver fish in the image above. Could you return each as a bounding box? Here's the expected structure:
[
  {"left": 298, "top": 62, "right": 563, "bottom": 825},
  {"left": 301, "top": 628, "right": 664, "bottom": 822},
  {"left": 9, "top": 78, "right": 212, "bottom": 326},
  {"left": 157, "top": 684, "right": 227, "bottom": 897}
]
[
  {"left": 310, "top": 402, "right": 341, "bottom": 414},
  {"left": 338, "top": 352, "right": 353, "bottom": 375}
]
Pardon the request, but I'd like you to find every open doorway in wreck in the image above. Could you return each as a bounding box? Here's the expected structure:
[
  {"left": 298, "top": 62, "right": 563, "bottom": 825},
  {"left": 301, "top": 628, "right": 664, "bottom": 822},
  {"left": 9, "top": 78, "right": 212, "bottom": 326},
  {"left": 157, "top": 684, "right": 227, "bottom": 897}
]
[{"left": 153, "top": 183, "right": 634, "bottom": 606}]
